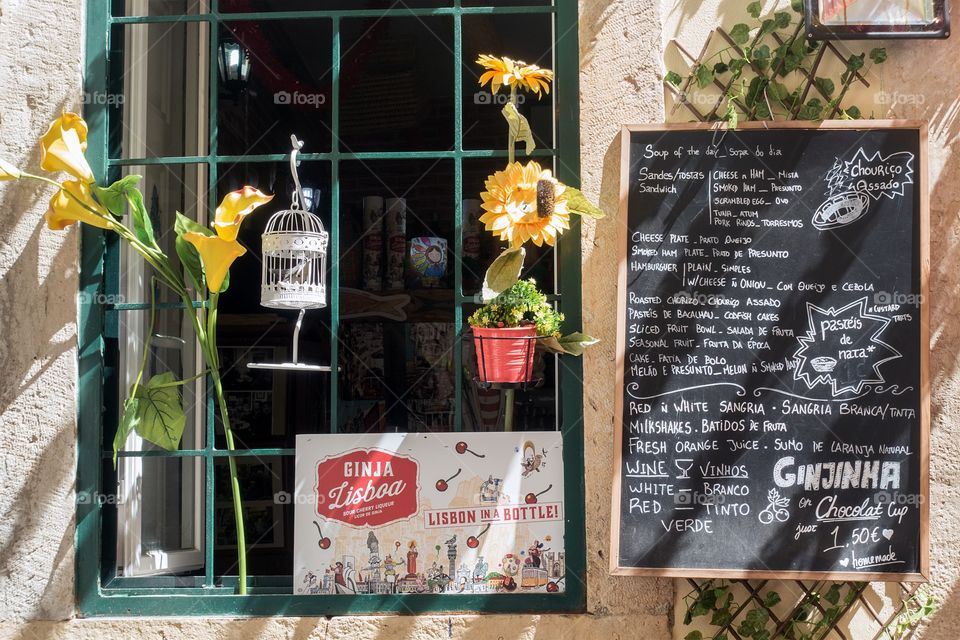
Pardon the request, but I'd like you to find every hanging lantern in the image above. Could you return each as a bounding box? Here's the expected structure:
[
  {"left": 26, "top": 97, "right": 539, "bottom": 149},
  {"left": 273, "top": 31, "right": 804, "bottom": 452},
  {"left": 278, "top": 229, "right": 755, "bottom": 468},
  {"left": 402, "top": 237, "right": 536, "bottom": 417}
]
[
  {"left": 218, "top": 40, "right": 252, "bottom": 94},
  {"left": 249, "top": 135, "right": 330, "bottom": 372}
]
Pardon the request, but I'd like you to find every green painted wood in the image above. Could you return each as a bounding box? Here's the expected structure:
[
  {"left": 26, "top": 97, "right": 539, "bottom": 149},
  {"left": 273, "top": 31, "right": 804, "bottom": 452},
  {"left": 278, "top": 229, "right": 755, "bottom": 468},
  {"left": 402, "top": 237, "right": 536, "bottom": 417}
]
[
  {"left": 109, "top": 148, "right": 558, "bottom": 165},
  {"left": 329, "top": 18, "right": 341, "bottom": 433},
  {"left": 111, "top": 5, "right": 555, "bottom": 25},
  {"left": 453, "top": 0, "right": 464, "bottom": 433},
  {"left": 552, "top": 0, "right": 587, "bottom": 612}
]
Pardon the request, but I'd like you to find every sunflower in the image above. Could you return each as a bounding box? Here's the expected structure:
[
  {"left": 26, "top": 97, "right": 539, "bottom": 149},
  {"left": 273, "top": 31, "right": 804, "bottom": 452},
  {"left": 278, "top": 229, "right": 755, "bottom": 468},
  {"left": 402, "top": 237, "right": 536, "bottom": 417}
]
[
  {"left": 476, "top": 55, "right": 554, "bottom": 96},
  {"left": 479, "top": 161, "right": 570, "bottom": 248}
]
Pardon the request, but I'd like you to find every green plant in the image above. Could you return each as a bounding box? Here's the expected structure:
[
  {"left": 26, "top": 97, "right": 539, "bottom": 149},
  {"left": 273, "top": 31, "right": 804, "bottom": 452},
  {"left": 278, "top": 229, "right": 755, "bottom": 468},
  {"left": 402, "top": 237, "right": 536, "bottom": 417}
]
[
  {"left": 664, "top": 0, "right": 888, "bottom": 126},
  {"left": 468, "top": 278, "right": 564, "bottom": 337},
  {"left": 682, "top": 580, "right": 937, "bottom": 640}
]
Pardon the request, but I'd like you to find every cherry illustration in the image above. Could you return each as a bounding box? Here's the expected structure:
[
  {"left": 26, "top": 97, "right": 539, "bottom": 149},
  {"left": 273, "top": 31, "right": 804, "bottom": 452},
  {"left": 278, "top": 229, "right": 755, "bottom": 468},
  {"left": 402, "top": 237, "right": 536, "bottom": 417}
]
[
  {"left": 524, "top": 483, "right": 553, "bottom": 504},
  {"left": 546, "top": 577, "right": 564, "bottom": 593},
  {"left": 313, "top": 521, "right": 331, "bottom": 549},
  {"left": 455, "top": 441, "right": 486, "bottom": 458},
  {"left": 435, "top": 468, "right": 462, "bottom": 492},
  {"left": 467, "top": 523, "right": 491, "bottom": 548}
]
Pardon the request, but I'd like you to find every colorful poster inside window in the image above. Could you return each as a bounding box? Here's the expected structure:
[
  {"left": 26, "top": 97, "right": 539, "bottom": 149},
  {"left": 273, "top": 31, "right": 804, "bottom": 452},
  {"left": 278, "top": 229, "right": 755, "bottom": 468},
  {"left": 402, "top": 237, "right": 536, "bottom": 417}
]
[{"left": 294, "top": 432, "right": 565, "bottom": 595}]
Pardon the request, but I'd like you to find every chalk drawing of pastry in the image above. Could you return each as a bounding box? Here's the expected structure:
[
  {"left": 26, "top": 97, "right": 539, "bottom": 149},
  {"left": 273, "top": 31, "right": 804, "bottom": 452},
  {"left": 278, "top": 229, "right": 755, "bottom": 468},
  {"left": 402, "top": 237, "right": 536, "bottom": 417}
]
[
  {"left": 810, "top": 356, "right": 837, "bottom": 373},
  {"left": 811, "top": 191, "right": 870, "bottom": 230}
]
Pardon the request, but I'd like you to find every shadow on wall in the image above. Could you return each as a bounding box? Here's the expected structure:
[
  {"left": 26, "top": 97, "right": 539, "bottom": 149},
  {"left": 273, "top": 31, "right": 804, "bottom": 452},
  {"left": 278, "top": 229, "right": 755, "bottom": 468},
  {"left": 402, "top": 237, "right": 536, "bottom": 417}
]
[{"left": 0, "top": 98, "right": 82, "bottom": 620}]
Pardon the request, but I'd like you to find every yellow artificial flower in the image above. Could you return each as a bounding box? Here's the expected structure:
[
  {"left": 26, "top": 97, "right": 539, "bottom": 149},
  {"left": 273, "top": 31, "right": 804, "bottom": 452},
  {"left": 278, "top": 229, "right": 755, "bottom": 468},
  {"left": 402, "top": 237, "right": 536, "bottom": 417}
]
[
  {"left": 45, "top": 179, "right": 113, "bottom": 231},
  {"left": 476, "top": 55, "right": 554, "bottom": 96},
  {"left": 39, "top": 112, "right": 95, "bottom": 183},
  {"left": 213, "top": 186, "right": 274, "bottom": 241},
  {"left": 0, "top": 158, "right": 21, "bottom": 181},
  {"left": 183, "top": 231, "right": 247, "bottom": 292},
  {"left": 478, "top": 161, "right": 570, "bottom": 248}
]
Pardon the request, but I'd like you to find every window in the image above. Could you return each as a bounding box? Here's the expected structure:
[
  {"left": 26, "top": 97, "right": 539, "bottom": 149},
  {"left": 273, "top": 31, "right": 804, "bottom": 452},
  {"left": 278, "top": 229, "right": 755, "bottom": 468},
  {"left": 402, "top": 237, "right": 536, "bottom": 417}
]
[{"left": 78, "top": 0, "right": 584, "bottom": 615}]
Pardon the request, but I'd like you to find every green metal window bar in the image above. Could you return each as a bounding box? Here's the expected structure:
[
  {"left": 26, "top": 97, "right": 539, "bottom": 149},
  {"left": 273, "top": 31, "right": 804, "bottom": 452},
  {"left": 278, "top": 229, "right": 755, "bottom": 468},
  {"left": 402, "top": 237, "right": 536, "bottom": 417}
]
[{"left": 77, "top": 0, "right": 585, "bottom": 616}]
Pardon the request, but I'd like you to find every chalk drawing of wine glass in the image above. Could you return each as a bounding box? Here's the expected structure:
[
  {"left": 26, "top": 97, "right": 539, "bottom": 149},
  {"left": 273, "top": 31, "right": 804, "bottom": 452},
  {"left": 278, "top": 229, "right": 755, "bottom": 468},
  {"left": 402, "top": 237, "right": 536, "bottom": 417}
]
[
  {"left": 674, "top": 459, "right": 695, "bottom": 480},
  {"left": 758, "top": 489, "right": 791, "bottom": 525}
]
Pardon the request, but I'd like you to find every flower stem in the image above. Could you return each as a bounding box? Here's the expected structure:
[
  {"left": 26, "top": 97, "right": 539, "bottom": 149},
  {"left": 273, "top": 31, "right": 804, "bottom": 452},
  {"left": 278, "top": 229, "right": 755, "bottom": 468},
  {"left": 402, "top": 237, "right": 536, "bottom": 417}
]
[{"left": 206, "top": 292, "right": 246, "bottom": 594}]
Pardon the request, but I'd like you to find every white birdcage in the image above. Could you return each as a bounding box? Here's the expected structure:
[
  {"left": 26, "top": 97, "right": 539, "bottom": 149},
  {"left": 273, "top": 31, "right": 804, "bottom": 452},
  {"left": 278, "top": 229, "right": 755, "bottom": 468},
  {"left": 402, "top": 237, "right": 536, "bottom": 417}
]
[{"left": 249, "top": 135, "right": 330, "bottom": 372}]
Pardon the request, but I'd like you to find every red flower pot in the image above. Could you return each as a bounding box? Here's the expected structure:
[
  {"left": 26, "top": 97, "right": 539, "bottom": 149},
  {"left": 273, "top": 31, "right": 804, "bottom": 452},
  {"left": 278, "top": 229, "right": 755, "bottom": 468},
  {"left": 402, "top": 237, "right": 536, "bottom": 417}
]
[{"left": 472, "top": 325, "right": 537, "bottom": 384}]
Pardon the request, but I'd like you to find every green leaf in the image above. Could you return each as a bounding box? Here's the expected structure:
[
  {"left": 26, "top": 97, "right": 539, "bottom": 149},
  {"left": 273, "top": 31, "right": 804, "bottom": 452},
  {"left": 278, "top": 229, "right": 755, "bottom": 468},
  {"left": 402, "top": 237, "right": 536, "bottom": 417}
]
[
  {"left": 782, "top": 51, "right": 802, "bottom": 73},
  {"left": 711, "top": 607, "right": 733, "bottom": 627},
  {"left": 870, "top": 47, "right": 887, "bottom": 64},
  {"left": 791, "top": 0, "right": 803, "bottom": 11},
  {"left": 664, "top": 70, "right": 683, "bottom": 86},
  {"left": 774, "top": 11, "right": 792, "bottom": 28},
  {"left": 132, "top": 372, "right": 187, "bottom": 451},
  {"left": 724, "top": 100, "right": 739, "bottom": 130},
  {"left": 539, "top": 332, "right": 598, "bottom": 356},
  {"left": 824, "top": 583, "right": 841, "bottom": 605},
  {"left": 730, "top": 23, "right": 751, "bottom": 45},
  {"left": 754, "top": 102, "right": 771, "bottom": 119},
  {"left": 763, "top": 591, "right": 782, "bottom": 607},
  {"left": 684, "top": 632, "right": 703, "bottom": 640},
  {"left": 113, "top": 397, "right": 141, "bottom": 467},
  {"left": 729, "top": 58, "right": 749, "bottom": 76},
  {"left": 847, "top": 53, "right": 865, "bottom": 72},
  {"left": 502, "top": 102, "right": 535, "bottom": 156},
  {"left": 747, "top": 1, "right": 762, "bottom": 18},
  {"left": 767, "top": 81, "right": 789, "bottom": 101},
  {"left": 814, "top": 76, "right": 835, "bottom": 97},
  {"left": 752, "top": 44, "right": 771, "bottom": 70},
  {"left": 564, "top": 186, "right": 605, "bottom": 219},
  {"left": 94, "top": 174, "right": 142, "bottom": 218},
  {"left": 175, "top": 211, "right": 212, "bottom": 292},
  {"left": 126, "top": 188, "right": 157, "bottom": 248},
  {"left": 481, "top": 247, "right": 525, "bottom": 303},
  {"left": 745, "top": 76, "right": 768, "bottom": 107},
  {"left": 760, "top": 18, "right": 776, "bottom": 35},
  {"left": 694, "top": 64, "right": 714, "bottom": 89},
  {"left": 713, "top": 61, "right": 729, "bottom": 74},
  {"left": 798, "top": 98, "right": 824, "bottom": 120}
]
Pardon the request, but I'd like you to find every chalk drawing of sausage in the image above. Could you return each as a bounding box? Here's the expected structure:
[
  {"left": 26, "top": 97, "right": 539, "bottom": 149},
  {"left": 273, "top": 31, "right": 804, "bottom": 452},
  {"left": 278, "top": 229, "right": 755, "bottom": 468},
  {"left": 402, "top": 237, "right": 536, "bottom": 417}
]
[{"left": 811, "top": 191, "right": 870, "bottom": 230}]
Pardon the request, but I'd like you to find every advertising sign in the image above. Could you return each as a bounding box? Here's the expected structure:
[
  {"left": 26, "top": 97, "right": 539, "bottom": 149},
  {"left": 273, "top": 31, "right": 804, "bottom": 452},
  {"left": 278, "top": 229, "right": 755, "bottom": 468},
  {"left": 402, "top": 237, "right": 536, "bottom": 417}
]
[{"left": 294, "top": 432, "right": 565, "bottom": 595}]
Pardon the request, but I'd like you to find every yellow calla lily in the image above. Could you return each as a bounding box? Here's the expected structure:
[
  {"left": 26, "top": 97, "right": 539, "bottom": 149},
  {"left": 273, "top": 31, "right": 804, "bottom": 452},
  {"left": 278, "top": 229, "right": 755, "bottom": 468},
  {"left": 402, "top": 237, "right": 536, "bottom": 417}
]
[
  {"left": 212, "top": 186, "right": 273, "bottom": 241},
  {"left": 183, "top": 231, "right": 247, "bottom": 292},
  {"left": 40, "top": 112, "right": 95, "bottom": 184},
  {"left": 0, "top": 158, "right": 21, "bottom": 181},
  {"left": 46, "top": 180, "right": 113, "bottom": 231}
]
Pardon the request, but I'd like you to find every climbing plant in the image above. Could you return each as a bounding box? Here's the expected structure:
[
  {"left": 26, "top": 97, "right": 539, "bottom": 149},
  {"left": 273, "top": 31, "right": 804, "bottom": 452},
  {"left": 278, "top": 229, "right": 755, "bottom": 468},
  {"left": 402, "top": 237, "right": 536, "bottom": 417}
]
[{"left": 664, "top": 0, "right": 888, "bottom": 127}]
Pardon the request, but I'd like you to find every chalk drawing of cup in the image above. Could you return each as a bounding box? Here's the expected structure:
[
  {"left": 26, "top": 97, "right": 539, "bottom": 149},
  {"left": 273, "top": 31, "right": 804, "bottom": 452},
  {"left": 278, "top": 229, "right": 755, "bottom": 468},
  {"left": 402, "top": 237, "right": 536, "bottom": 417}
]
[
  {"left": 810, "top": 356, "right": 838, "bottom": 373},
  {"left": 811, "top": 191, "right": 870, "bottom": 230}
]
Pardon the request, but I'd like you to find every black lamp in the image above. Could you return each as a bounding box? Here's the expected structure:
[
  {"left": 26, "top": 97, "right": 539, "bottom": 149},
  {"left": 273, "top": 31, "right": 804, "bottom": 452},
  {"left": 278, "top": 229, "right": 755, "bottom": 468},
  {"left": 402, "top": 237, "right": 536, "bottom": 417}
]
[
  {"left": 804, "top": 0, "right": 950, "bottom": 39},
  {"left": 218, "top": 40, "right": 252, "bottom": 94}
]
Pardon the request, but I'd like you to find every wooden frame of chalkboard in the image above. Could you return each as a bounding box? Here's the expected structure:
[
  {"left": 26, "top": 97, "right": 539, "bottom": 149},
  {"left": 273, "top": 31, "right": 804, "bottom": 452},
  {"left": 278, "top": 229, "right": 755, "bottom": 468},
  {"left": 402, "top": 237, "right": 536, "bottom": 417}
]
[{"left": 610, "top": 121, "right": 929, "bottom": 581}]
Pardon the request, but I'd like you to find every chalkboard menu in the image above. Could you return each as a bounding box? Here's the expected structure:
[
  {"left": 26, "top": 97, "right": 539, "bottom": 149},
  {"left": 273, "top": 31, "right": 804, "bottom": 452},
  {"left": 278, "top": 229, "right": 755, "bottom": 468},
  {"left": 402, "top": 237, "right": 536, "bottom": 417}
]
[{"left": 611, "top": 122, "right": 929, "bottom": 580}]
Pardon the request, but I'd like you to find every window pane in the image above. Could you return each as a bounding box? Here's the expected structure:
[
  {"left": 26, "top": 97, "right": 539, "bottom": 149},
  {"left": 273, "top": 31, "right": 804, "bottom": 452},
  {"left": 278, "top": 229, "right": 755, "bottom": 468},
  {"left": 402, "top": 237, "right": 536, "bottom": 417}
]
[
  {"left": 214, "top": 456, "right": 292, "bottom": 576},
  {"left": 339, "top": 16, "right": 454, "bottom": 152},
  {"left": 140, "top": 457, "right": 201, "bottom": 552},
  {"left": 113, "top": 22, "right": 209, "bottom": 158},
  {"left": 337, "top": 160, "right": 457, "bottom": 431},
  {"left": 216, "top": 20, "right": 333, "bottom": 156},
  {"left": 214, "top": 161, "right": 333, "bottom": 446},
  {"left": 462, "top": 12, "right": 554, "bottom": 151},
  {"left": 818, "top": 0, "right": 940, "bottom": 26}
]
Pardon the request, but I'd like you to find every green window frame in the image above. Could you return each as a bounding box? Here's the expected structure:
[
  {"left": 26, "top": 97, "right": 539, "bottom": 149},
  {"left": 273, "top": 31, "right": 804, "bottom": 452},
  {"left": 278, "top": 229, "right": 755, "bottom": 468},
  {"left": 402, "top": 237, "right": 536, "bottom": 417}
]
[{"left": 77, "top": 0, "right": 585, "bottom": 616}]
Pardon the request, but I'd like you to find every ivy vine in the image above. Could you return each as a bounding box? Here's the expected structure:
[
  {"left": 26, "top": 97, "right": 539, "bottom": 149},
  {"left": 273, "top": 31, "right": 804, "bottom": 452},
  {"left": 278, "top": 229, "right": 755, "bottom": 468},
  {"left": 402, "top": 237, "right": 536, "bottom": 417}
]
[
  {"left": 664, "top": 0, "right": 888, "bottom": 126},
  {"left": 681, "top": 580, "right": 938, "bottom": 640}
]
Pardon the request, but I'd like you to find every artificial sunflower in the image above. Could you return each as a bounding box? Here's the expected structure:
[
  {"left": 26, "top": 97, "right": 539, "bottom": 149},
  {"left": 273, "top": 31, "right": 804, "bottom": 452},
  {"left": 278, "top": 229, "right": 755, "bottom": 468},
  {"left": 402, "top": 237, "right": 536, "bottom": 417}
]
[
  {"left": 479, "top": 161, "right": 570, "bottom": 248},
  {"left": 476, "top": 55, "right": 554, "bottom": 96}
]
